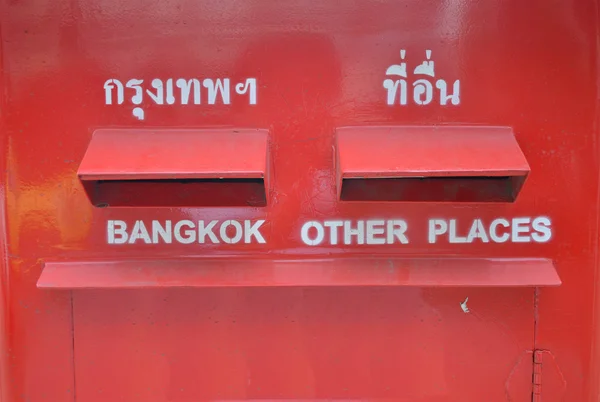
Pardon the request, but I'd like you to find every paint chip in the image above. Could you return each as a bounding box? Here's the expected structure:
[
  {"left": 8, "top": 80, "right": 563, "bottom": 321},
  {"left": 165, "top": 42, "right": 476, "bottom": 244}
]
[{"left": 460, "top": 297, "right": 470, "bottom": 313}]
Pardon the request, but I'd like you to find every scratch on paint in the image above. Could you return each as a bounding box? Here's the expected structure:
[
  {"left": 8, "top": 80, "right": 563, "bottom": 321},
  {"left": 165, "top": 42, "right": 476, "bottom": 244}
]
[{"left": 460, "top": 297, "right": 470, "bottom": 313}]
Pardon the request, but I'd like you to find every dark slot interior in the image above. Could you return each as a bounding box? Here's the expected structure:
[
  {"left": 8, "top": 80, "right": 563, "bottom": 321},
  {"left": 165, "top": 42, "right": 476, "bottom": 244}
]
[
  {"left": 82, "top": 178, "right": 266, "bottom": 207},
  {"left": 340, "top": 176, "right": 525, "bottom": 202}
]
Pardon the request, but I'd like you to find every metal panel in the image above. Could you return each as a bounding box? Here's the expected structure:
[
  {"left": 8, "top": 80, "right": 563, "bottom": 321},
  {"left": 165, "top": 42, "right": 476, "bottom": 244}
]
[{"left": 73, "top": 287, "right": 536, "bottom": 401}]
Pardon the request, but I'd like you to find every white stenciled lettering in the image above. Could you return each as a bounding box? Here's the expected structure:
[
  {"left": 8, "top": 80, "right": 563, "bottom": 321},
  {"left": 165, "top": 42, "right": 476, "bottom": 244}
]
[
  {"left": 108, "top": 220, "right": 128, "bottom": 244},
  {"left": 448, "top": 219, "right": 468, "bottom": 244},
  {"left": 198, "top": 220, "right": 219, "bottom": 243},
  {"left": 204, "top": 78, "right": 230, "bottom": 105},
  {"left": 174, "top": 220, "right": 196, "bottom": 244},
  {"left": 387, "top": 220, "right": 409, "bottom": 244},
  {"left": 244, "top": 220, "right": 266, "bottom": 244},
  {"left": 104, "top": 77, "right": 258, "bottom": 121},
  {"left": 428, "top": 219, "right": 447, "bottom": 244},
  {"left": 128, "top": 221, "right": 152, "bottom": 244},
  {"left": 384, "top": 49, "right": 460, "bottom": 107},
  {"left": 301, "top": 219, "right": 409, "bottom": 246},
  {"left": 532, "top": 217, "right": 552, "bottom": 243},
  {"left": 428, "top": 217, "right": 553, "bottom": 244},
  {"left": 220, "top": 220, "right": 243, "bottom": 244},
  {"left": 301, "top": 221, "right": 325, "bottom": 246},
  {"left": 324, "top": 220, "right": 343, "bottom": 245},
  {"left": 107, "top": 219, "right": 268, "bottom": 245},
  {"left": 512, "top": 217, "right": 531, "bottom": 243},
  {"left": 490, "top": 218, "right": 510, "bottom": 243},
  {"left": 344, "top": 220, "right": 365, "bottom": 245},
  {"left": 466, "top": 219, "right": 489, "bottom": 243},
  {"left": 366, "top": 220, "right": 386, "bottom": 245},
  {"left": 152, "top": 220, "right": 172, "bottom": 243}
]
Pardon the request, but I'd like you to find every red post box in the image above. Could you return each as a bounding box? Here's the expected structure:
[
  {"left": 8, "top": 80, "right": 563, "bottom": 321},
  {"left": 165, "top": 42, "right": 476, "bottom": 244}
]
[{"left": 0, "top": 1, "right": 598, "bottom": 401}]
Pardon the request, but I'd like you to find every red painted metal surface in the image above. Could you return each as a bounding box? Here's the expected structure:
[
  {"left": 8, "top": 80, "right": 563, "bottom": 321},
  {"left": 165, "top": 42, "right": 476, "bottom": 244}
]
[
  {"left": 336, "top": 126, "right": 529, "bottom": 202},
  {"left": 532, "top": 350, "right": 567, "bottom": 402},
  {"left": 336, "top": 126, "right": 529, "bottom": 178},
  {"left": 78, "top": 128, "right": 269, "bottom": 207},
  {"left": 37, "top": 258, "right": 561, "bottom": 289},
  {"left": 0, "top": 1, "right": 599, "bottom": 401},
  {"left": 78, "top": 129, "right": 268, "bottom": 180},
  {"left": 72, "top": 287, "right": 536, "bottom": 401}
]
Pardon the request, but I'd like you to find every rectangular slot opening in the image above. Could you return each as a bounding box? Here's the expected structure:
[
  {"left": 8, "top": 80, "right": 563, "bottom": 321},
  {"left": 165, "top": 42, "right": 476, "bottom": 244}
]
[
  {"left": 83, "top": 178, "right": 266, "bottom": 208},
  {"left": 336, "top": 126, "right": 530, "bottom": 203},
  {"left": 78, "top": 129, "right": 269, "bottom": 208},
  {"left": 340, "top": 176, "right": 525, "bottom": 202}
]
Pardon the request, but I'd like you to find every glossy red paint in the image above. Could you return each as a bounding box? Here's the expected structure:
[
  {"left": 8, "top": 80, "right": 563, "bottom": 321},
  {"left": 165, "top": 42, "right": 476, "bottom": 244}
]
[
  {"left": 78, "top": 128, "right": 269, "bottom": 206},
  {"left": 336, "top": 126, "right": 529, "bottom": 202},
  {"left": 78, "top": 129, "right": 269, "bottom": 181},
  {"left": 335, "top": 126, "right": 530, "bottom": 178},
  {"left": 0, "top": 1, "right": 599, "bottom": 401},
  {"left": 37, "top": 258, "right": 561, "bottom": 289}
]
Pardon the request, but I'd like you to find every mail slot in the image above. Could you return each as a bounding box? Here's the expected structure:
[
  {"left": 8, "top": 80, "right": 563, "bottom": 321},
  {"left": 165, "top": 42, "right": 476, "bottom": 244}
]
[
  {"left": 1, "top": 1, "right": 598, "bottom": 402},
  {"left": 335, "top": 126, "right": 529, "bottom": 202},
  {"left": 78, "top": 128, "right": 270, "bottom": 207}
]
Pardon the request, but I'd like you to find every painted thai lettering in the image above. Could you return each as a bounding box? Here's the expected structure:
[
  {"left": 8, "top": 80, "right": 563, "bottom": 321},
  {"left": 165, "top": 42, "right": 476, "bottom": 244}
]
[
  {"left": 103, "top": 76, "right": 257, "bottom": 121},
  {"left": 384, "top": 49, "right": 460, "bottom": 106}
]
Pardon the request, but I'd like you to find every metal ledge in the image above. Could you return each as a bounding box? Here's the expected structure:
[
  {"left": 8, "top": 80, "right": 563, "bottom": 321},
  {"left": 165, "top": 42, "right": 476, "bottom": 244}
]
[
  {"left": 335, "top": 126, "right": 530, "bottom": 202},
  {"left": 37, "top": 257, "right": 560, "bottom": 289}
]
